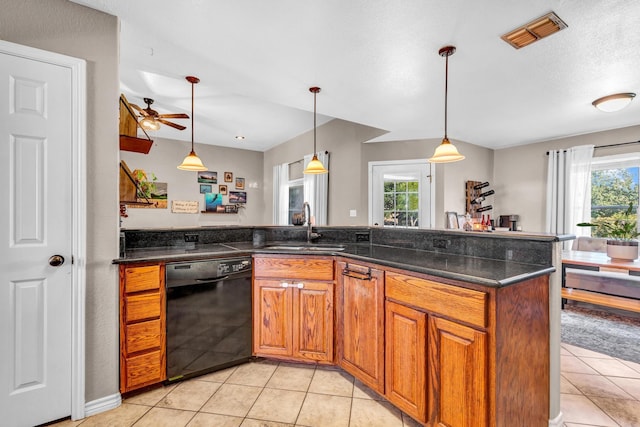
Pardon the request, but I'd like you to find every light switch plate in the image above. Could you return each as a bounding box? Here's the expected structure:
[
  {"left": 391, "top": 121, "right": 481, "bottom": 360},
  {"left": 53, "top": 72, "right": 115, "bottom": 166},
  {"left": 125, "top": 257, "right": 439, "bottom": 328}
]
[{"left": 349, "top": 209, "right": 357, "bottom": 217}]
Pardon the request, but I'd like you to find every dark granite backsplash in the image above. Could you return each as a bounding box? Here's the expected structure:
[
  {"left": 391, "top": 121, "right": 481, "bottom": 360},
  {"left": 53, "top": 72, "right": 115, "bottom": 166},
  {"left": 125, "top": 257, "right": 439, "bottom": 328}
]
[{"left": 121, "top": 226, "right": 566, "bottom": 266}]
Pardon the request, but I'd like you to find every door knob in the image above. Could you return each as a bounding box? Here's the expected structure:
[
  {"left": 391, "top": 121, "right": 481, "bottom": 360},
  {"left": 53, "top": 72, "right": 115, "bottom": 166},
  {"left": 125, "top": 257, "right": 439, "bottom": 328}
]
[{"left": 49, "top": 255, "right": 65, "bottom": 267}]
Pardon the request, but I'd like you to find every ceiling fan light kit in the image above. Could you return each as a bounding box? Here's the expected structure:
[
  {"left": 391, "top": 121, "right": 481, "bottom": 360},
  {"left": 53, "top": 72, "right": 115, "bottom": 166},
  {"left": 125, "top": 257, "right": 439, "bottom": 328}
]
[
  {"left": 303, "top": 86, "right": 328, "bottom": 175},
  {"left": 177, "top": 76, "right": 208, "bottom": 171},
  {"left": 429, "top": 45, "right": 465, "bottom": 163},
  {"left": 132, "top": 97, "right": 189, "bottom": 131},
  {"left": 592, "top": 92, "right": 636, "bottom": 112}
]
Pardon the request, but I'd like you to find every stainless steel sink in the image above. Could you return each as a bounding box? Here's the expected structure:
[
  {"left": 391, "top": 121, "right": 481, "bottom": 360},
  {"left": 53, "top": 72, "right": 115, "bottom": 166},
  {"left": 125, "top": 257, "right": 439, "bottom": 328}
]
[{"left": 262, "top": 245, "right": 345, "bottom": 252}]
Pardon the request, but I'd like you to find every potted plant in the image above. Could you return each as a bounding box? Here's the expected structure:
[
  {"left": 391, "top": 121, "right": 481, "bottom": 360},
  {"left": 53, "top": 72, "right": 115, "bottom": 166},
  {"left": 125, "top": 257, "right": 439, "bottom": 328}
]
[{"left": 577, "top": 202, "right": 640, "bottom": 261}]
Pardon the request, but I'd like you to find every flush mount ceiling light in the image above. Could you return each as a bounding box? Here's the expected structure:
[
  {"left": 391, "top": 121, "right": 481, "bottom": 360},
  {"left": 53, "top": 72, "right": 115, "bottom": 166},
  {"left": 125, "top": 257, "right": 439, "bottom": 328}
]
[
  {"left": 592, "top": 93, "right": 636, "bottom": 112},
  {"left": 303, "top": 87, "right": 328, "bottom": 175},
  {"left": 177, "top": 76, "right": 208, "bottom": 171},
  {"left": 428, "top": 46, "right": 465, "bottom": 164},
  {"left": 501, "top": 12, "right": 568, "bottom": 49}
]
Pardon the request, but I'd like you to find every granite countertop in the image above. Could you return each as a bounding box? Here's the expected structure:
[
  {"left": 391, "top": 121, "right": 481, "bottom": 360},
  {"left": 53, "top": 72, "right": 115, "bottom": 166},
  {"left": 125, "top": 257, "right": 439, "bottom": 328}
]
[{"left": 116, "top": 241, "right": 554, "bottom": 288}]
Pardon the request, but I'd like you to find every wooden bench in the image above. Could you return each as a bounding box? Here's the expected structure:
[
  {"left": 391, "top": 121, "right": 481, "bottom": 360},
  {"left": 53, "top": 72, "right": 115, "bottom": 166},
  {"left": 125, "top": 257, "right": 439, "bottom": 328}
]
[
  {"left": 562, "top": 250, "right": 640, "bottom": 314},
  {"left": 561, "top": 288, "right": 640, "bottom": 313}
]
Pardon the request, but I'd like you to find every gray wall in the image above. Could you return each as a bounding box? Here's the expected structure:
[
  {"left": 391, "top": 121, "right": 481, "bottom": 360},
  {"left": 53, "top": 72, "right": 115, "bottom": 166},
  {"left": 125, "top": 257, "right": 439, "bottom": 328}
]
[
  {"left": 1, "top": 0, "right": 120, "bottom": 402},
  {"left": 262, "top": 119, "right": 494, "bottom": 229},
  {"left": 362, "top": 138, "right": 494, "bottom": 228},
  {"left": 262, "top": 118, "right": 387, "bottom": 225},
  {"left": 120, "top": 137, "right": 265, "bottom": 228},
  {"left": 493, "top": 124, "right": 640, "bottom": 232}
]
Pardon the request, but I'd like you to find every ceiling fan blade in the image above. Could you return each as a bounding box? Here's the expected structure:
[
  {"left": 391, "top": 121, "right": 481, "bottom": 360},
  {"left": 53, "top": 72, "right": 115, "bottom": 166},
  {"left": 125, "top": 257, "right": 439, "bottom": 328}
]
[
  {"left": 158, "top": 113, "right": 189, "bottom": 119},
  {"left": 130, "top": 104, "right": 149, "bottom": 116},
  {"left": 158, "top": 119, "right": 186, "bottom": 131}
]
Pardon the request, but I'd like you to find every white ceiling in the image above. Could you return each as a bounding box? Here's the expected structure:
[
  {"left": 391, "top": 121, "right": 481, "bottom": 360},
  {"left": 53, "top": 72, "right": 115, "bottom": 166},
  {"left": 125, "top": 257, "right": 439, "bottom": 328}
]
[{"left": 72, "top": 0, "right": 640, "bottom": 152}]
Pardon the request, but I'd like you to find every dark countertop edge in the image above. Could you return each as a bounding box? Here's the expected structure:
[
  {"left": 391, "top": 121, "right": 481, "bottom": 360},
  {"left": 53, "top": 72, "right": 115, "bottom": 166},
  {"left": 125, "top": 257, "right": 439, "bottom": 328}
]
[{"left": 113, "top": 243, "right": 556, "bottom": 288}]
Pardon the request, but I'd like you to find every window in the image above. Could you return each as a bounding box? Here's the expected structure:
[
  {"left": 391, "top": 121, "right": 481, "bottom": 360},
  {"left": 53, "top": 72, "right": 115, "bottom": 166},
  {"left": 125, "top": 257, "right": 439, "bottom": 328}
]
[
  {"left": 369, "top": 160, "right": 433, "bottom": 228},
  {"left": 589, "top": 153, "right": 640, "bottom": 237},
  {"left": 273, "top": 153, "right": 330, "bottom": 225}
]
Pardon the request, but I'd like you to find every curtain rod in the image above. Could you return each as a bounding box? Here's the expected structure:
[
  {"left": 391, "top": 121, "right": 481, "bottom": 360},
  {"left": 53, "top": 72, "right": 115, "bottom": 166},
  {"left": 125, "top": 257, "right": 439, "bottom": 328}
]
[{"left": 545, "top": 140, "right": 640, "bottom": 155}]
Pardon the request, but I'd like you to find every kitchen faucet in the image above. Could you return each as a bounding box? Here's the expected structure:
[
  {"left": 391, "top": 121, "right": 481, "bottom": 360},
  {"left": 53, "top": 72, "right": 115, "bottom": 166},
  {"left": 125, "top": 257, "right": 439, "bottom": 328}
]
[{"left": 303, "top": 202, "right": 321, "bottom": 243}]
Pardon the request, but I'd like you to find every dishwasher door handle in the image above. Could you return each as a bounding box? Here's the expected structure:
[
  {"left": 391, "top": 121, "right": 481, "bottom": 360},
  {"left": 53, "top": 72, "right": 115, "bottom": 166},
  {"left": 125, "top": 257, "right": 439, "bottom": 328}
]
[{"left": 195, "top": 275, "right": 230, "bottom": 283}]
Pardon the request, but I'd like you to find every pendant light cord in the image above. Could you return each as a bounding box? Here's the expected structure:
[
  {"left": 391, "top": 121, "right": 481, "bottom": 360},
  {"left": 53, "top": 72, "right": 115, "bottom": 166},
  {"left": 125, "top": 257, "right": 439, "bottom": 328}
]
[
  {"left": 313, "top": 90, "right": 317, "bottom": 155},
  {"left": 444, "top": 51, "right": 449, "bottom": 140},
  {"left": 191, "top": 80, "right": 195, "bottom": 152}
]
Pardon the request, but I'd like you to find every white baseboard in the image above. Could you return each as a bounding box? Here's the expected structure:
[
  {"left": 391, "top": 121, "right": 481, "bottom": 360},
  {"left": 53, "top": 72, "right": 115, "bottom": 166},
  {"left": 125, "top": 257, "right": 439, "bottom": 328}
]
[
  {"left": 83, "top": 393, "right": 122, "bottom": 418},
  {"left": 549, "top": 411, "right": 564, "bottom": 427}
]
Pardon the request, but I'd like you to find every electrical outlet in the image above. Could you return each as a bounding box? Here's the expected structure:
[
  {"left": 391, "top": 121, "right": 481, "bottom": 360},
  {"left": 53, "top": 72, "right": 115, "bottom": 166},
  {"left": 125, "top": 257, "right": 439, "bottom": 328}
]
[
  {"left": 184, "top": 233, "right": 199, "bottom": 243},
  {"left": 433, "top": 239, "right": 448, "bottom": 249},
  {"left": 355, "top": 232, "right": 370, "bottom": 242}
]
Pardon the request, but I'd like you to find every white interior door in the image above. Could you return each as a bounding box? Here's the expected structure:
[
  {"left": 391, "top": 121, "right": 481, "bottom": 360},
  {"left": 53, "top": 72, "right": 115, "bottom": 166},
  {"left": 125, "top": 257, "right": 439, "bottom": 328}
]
[
  {"left": 0, "top": 48, "right": 74, "bottom": 426},
  {"left": 369, "top": 160, "right": 434, "bottom": 228}
]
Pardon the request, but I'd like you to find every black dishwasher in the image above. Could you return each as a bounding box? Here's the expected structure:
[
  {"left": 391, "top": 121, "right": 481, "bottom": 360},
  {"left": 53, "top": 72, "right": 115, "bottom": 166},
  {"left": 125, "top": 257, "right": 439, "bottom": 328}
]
[{"left": 165, "top": 256, "right": 252, "bottom": 382}]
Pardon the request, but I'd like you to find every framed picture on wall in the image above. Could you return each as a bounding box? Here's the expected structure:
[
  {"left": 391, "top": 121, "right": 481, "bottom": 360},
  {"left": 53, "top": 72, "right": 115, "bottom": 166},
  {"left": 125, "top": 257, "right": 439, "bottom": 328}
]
[
  {"left": 199, "top": 184, "right": 212, "bottom": 194},
  {"left": 197, "top": 171, "right": 217, "bottom": 184},
  {"left": 224, "top": 172, "right": 233, "bottom": 182},
  {"left": 218, "top": 185, "right": 228, "bottom": 195},
  {"left": 446, "top": 211, "right": 459, "bottom": 229},
  {"left": 235, "top": 177, "right": 245, "bottom": 190}
]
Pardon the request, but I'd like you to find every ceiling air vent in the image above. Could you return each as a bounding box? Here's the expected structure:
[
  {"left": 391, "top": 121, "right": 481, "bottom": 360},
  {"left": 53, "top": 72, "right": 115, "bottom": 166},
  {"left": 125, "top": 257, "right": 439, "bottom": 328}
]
[{"left": 501, "top": 12, "right": 568, "bottom": 49}]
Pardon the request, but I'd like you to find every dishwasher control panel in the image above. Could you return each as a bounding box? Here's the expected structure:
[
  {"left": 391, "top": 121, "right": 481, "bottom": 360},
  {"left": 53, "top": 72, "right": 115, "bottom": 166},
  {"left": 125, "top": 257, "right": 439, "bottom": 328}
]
[{"left": 218, "top": 258, "right": 251, "bottom": 275}]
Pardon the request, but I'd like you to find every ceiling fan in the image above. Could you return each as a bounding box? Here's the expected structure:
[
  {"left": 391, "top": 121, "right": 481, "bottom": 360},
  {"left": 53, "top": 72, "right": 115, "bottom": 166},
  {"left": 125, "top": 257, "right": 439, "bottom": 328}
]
[{"left": 130, "top": 97, "right": 189, "bottom": 131}]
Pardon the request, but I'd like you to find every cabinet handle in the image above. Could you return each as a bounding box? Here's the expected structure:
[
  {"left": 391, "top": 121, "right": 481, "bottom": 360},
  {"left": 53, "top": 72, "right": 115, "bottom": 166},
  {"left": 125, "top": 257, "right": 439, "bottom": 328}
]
[
  {"left": 281, "top": 282, "right": 289, "bottom": 288},
  {"left": 297, "top": 282, "right": 304, "bottom": 289},
  {"left": 342, "top": 263, "right": 372, "bottom": 281}
]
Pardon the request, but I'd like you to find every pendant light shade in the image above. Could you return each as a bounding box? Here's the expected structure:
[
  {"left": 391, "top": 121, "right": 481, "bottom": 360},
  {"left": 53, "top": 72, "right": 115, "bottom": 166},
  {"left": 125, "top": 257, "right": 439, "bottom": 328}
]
[
  {"left": 429, "top": 46, "right": 465, "bottom": 163},
  {"left": 303, "top": 87, "right": 328, "bottom": 175},
  {"left": 178, "top": 76, "right": 208, "bottom": 171}
]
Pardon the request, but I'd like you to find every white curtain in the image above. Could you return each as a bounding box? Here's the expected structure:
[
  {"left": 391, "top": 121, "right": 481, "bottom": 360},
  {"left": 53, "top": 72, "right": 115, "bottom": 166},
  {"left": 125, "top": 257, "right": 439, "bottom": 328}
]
[
  {"left": 273, "top": 163, "right": 289, "bottom": 225},
  {"left": 303, "top": 151, "right": 330, "bottom": 225},
  {"left": 545, "top": 145, "right": 594, "bottom": 247}
]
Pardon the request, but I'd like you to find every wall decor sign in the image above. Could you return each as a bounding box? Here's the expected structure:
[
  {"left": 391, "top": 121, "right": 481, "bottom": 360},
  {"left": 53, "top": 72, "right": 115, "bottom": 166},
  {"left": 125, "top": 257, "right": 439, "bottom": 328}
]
[
  {"left": 171, "top": 200, "right": 199, "bottom": 213},
  {"left": 218, "top": 185, "right": 228, "bottom": 195},
  {"left": 199, "top": 184, "right": 212, "bottom": 194},
  {"left": 229, "top": 191, "right": 247, "bottom": 204},
  {"left": 224, "top": 172, "right": 233, "bottom": 182},
  {"left": 197, "top": 171, "right": 217, "bottom": 184},
  {"left": 235, "top": 177, "right": 245, "bottom": 190}
]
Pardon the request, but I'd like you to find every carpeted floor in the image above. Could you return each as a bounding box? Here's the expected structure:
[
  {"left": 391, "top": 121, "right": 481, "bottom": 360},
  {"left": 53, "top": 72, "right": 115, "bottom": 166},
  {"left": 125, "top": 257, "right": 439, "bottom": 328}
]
[{"left": 561, "top": 304, "right": 640, "bottom": 364}]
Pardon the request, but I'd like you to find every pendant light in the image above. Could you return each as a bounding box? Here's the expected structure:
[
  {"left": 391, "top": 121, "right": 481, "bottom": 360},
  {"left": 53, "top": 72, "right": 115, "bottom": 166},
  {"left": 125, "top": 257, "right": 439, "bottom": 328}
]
[
  {"left": 177, "top": 76, "right": 208, "bottom": 171},
  {"left": 428, "top": 46, "right": 465, "bottom": 163},
  {"left": 303, "top": 87, "right": 328, "bottom": 174}
]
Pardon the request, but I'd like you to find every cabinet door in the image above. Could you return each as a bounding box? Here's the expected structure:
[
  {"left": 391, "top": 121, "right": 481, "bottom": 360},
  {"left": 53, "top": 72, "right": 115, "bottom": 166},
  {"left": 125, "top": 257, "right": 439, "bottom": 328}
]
[
  {"left": 428, "top": 316, "right": 487, "bottom": 427},
  {"left": 338, "top": 261, "right": 385, "bottom": 393},
  {"left": 385, "top": 301, "right": 427, "bottom": 423},
  {"left": 253, "top": 279, "right": 292, "bottom": 357},
  {"left": 293, "top": 281, "right": 334, "bottom": 362}
]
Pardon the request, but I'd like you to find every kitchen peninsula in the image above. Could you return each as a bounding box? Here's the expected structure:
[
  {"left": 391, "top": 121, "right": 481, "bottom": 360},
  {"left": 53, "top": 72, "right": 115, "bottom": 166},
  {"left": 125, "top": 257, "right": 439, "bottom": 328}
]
[{"left": 115, "top": 226, "right": 570, "bottom": 427}]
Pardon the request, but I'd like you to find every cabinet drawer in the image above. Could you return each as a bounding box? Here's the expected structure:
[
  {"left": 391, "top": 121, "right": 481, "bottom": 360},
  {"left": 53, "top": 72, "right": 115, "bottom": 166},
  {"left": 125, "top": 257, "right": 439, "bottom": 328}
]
[
  {"left": 125, "top": 319, "right": 163, "bottom": 354},
  {"left": 125, "top": 292, "right": 162, "bottom": 323},
  {"left": 386, "top": 272, "right": 487, "bottom": 328},
  {"left": 254, "top": 257, "right": 334, "bottom": 281},
  {"left": 124, "top": 265, "right": 161, "bottom": 293},
  {"left": 124, "top": 350, "right": 164, "bottom": 389}
]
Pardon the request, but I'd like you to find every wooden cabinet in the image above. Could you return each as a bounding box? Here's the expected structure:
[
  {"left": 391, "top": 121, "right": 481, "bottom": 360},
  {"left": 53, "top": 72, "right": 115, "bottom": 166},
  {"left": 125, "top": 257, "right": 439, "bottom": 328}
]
[
  {"left": 119, "top": 263, "right": 166, "bottom": 393},
  {"left": 253, "top": 255, "right": 334, "bottom": 363},
  {"left": 385, "top": 300, "right": 427, "bottom": 422},
  {"left": 385, "top": 272, "right": 488, "bottom": 426},
  {"left": 337, "top": 260, "right": 385, "bottom": 393},
  {"left": 428, "top": 316, "right": 487, "bottom": 427}
]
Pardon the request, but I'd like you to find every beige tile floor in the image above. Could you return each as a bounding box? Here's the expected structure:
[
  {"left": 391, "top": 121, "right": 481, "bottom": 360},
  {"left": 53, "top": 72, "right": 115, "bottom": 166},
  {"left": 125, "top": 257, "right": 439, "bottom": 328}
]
[{"left": 49, "top": 344, "right": 640, "bottom": 427}]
